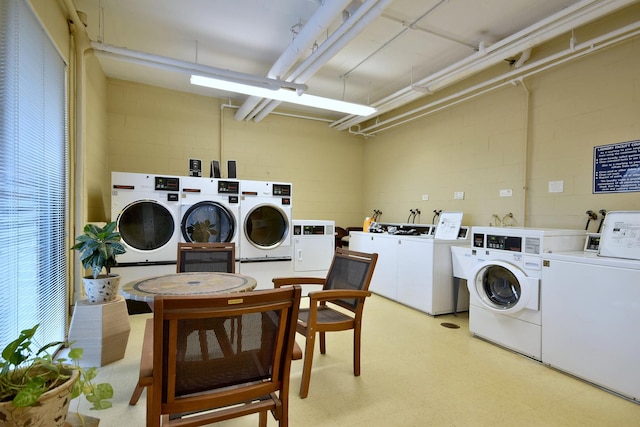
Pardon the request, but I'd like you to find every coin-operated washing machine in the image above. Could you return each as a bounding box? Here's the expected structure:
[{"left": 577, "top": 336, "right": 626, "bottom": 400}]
[
  {"left": 238, "top": 180, "right": 293, "bottom": 289},
  {"left": 466, "top": 227, "right": 585, "bottom": 360},
  {"left": 180, "top": 176, "right": 240, "bottom": 251}
]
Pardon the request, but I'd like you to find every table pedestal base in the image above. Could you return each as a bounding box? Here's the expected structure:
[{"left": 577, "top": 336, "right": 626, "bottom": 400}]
[{"left": 68, "top": 295, "right": 130, "bottom": 367}]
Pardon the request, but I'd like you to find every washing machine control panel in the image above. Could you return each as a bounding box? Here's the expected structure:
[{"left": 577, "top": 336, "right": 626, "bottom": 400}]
[
  {"left": 273, "top": 184, "right": 291, "bottom": 196},
  {"left": 218, "top": 180, "right": 239, "bottom": 194},
  {"left": 475, "top": 233, "right": 524, "bottom": 252},
  {"left": 154, "top": 176, "right": 180, "bottom": 191}
]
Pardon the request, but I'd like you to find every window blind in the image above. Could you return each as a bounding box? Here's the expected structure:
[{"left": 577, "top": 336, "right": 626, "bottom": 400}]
[{"left": 0, "top": 0, "right": 68, "bottom": 349}]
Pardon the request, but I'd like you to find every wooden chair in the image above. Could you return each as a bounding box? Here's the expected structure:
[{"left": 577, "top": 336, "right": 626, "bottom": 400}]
[
  {"left": 176, "top": 242, "right": 236, "bottom": 273},
  {"left": 273, "top": 248, "right": 378, "bottom": 398},
  {"left": 129, "top": 242, "right": 237, "bottom": 406},
  {"left": 140, "top": 286, "right": 301, "bottom": 427}
]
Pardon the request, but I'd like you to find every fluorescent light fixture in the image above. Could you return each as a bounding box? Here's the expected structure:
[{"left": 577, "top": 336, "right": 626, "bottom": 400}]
[{"left": 191, "top": 75, "right": 377, "bottom": 117}]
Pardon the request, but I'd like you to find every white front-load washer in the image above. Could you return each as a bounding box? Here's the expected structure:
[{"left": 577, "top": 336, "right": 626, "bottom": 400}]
[
  {"left": 466, "top": 227, "right": 585, "bottom": 360},
  {"left": 180, "top": 177, "right": 240, "bottom": 251},
  {"left": 111, "top": 171, "right": 182, "bottom": 264},
  {"left": 238, "top": 180, "right": 292, "bottom": 261}
]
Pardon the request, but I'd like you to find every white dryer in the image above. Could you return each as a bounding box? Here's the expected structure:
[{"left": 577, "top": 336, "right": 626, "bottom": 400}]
[
  {"left": 180, "top": 177, "right": 240, "bottom": 251},
  {"left": 238, "top": 180, "right": 292, "bottom": 261},
  {"left": 466, "top": 227, "right": 585, "bottom": 360},
  {"left": 111, "top": 172, "right": 182, "bottom": 264}
]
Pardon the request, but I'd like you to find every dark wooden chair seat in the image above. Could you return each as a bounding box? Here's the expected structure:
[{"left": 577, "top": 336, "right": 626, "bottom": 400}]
[
  {"left": 138, "top": 287, "right": 301, "bottom": 427},
  {"left": 273, "top": 248, "right": 378, "bottom": 398}
]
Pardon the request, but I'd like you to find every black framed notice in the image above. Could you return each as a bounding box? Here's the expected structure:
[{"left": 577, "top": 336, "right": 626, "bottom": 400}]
[{"left": 593, "top": 140, "right": 640, "bottom": 194}]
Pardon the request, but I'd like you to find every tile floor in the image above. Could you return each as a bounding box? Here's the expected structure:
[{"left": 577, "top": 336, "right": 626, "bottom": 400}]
[{"left": 74, "top": 294, "right": 640, "bottom": 426}]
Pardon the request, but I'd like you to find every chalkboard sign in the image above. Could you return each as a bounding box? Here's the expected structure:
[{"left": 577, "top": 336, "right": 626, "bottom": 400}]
[{"left": 593, "top": 140, "right": 640, "bottom": 194}]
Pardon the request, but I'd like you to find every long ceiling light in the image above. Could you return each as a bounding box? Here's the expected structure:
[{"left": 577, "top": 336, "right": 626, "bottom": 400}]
[{"left": 190, "top": 75, "right": 377, "bottom": 117}]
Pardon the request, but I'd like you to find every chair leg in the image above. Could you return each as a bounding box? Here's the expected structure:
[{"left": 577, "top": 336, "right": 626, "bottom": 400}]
[
  {"left": 129, "top": 381, "right": 145, "bottom": 405},
  {"left": 299, "top": 332, "right": 316, "bottom": 398},
  {"left": 259, "top": 411, "right": 268, "bottom": 427},
  {"left": 354, "top": 324, "right": 362, "bottom": 376},
  {"left": 146, "top": 386, "right": 159, "bottom": 427},
  {"left": 319, "top": 331, "right": 326, "bottom": 354}
]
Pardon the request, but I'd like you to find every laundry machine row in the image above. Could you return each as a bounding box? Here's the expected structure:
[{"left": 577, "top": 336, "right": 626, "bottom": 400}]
[
  {"left": 111, "top": 172, "right": 294, "bottom": 271},
  {"left": 458, "top": 227, "right": 586, "bottom": 361}
]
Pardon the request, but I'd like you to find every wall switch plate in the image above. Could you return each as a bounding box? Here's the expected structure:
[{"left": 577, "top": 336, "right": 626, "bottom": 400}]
[
  {"left": 454, "top": 191, "right": 464, "bottom": 200},
  {"left": 499, "top": 189, "right": 513, "bottom": 197},
  {"left": 421, "top": 194, "right": 429, "bottom": 201}
]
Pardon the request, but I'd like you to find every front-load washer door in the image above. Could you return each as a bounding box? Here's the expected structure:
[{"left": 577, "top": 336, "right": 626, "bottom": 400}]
[
  {"left": 244, "top": 204, "right": 289, "bottom": 249},
  {"left": 181, "top": 201, "right": 236, "bottom": 243},
  {"left": 118, "top": 200, "right": 175, "bottom": 251},
  {"left": 468, "top": 260, "right": 539, "bottom": 314}
]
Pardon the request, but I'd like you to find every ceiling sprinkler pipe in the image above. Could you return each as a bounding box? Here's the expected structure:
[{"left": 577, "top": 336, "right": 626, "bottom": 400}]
[
  {"left": 234, "top": 0, "right": 353, "bottom": 121},
  {"left": 252, "top": 0, "right": 392, "bottom": 122}
]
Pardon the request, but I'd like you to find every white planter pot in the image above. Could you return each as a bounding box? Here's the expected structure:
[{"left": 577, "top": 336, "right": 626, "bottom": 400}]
[
  {"left": 0, "top": 368, "right": 79, "bottom": 427},
  {"left": 82, "top": 274, "right": 121, "bottom": 303}
]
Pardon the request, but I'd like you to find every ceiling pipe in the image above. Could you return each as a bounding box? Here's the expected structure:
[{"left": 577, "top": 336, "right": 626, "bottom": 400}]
[
  {"left": 250, "top": 0, "right": 393, "bottom": 123},
  {"left": 340, "top": 0, "right": 449, "bottom": 80},
  {"left": 234, "top": 0, "right": 353, "bottom": 121},
  {"left": 90, "top": 42, "right": 308, "bottom": 92},
  {"left": 247, "top": 0, "right": 386, "bottom": 121},
  {"left": 350, "top": 22, "right": 640, "bottom": 136},
  {"left": 332, "top": 0, "right": 636, "bottom": 131}
]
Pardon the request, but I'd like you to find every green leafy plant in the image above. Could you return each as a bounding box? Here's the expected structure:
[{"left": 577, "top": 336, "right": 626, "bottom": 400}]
[
  {"left": 71, "top": 222, "right": 126, "bottom": 279},
  {"left": 0, "top": 324, "right": 113, "bottom": 411},
  {"left": 187, "top": 219, "right": 218, "bottom": 243}
]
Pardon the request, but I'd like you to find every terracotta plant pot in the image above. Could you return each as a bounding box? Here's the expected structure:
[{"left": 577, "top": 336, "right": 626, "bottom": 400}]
[
  {"left": 82, "top": 275, "right": 121, "bottom": 303},
  {"left": 0, "top": 368, "right": 79, "bottom": 427}
]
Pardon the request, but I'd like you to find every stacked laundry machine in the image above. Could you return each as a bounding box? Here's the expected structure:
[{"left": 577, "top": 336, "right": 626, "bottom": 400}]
[{"left": 110, "top": 172, "right": 335, "bottom": 293}]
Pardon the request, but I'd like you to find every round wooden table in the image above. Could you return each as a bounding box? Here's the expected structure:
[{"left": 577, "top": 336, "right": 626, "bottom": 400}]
[{"left": 121, "top": 272, "right": 257, "bottom": 303}]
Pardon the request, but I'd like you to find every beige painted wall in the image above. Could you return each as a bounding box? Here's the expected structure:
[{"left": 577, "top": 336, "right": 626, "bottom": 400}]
[
  {"left": 106, "top": 81, "right": 365, "bottom": 226},
  {"left": 364, "top": 37, "right": 640, "bottom": 230},
  {"left": 84, "top": 53, "right": 109, "bottom": 222}
]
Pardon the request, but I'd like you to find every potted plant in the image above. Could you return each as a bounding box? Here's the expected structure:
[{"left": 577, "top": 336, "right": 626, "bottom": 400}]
[
  {"left": 71, "top": 222, "right": 126, "bottom": 303},
  {"left": 0, "top": 324, "right": 113, "bottom": 427}
]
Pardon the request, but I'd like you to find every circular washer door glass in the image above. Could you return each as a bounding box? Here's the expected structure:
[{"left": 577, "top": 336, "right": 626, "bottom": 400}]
[
  {"left": 118, "top": 201, "right": 175, "bottom": 250},
  {"left": 181, "top": 201, "right": 235, "bottom": 243},
  {"left": 245, "top": 205, "right": 287, "bottom": 248},
  {"left": 480, "top": 265, "right": 521, "bottom": 309}
]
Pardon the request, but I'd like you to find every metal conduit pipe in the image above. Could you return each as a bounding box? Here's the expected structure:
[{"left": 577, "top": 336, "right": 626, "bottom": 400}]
[
  {"left": 518, "top": 79, "right": 531, "bottom": 226},
  {"left": 350, "top": 23, "right": 640, "bottom": 136},
  {"left": 333, "top": 0, "right": 636, "bottom": 131},
  {"left": 90, "top": 42, "right": 308, "bottom": 92},
  {"left": 61, "top": 0, "right": 94, "bottom": 306},
  {"left": 251, "top": 0, "right": 393, "bottom": 123},
  {"left": 234, "top": 0, "right": 353, "bottom": 121},
  {"left": 340, "top": 0, "right": 449, "bottom": 80}
]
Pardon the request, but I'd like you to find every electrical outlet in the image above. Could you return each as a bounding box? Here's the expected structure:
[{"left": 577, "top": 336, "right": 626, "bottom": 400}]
[
  {"left": 500, "top": 189, "right": 513, "bottom": 197},
  {"left": 454, "top": 191, "right": 464, "bottom": 200},
  {"left": 421, "top": 194, "right": 429, "bottom": 201}
]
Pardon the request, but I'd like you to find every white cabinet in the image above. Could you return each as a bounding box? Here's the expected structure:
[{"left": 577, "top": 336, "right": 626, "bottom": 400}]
[{"left": 350, "top": 232, "right": 469, "bottom": 315}]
